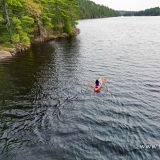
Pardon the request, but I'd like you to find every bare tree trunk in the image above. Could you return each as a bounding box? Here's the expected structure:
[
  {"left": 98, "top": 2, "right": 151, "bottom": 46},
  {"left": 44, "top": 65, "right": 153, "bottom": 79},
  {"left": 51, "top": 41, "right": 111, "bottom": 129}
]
[
  {"left": 1, "top": 0, "right": 12, "bottom": 42},
  {"left": 37, "top": 19, "right": 46, "bottom": 37}
]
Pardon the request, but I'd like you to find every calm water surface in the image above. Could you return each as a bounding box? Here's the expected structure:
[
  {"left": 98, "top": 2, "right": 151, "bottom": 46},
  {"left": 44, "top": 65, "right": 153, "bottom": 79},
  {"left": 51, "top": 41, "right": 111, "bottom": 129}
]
[{"left": 0, "top": 17, "right": 160, "bottom": 160}]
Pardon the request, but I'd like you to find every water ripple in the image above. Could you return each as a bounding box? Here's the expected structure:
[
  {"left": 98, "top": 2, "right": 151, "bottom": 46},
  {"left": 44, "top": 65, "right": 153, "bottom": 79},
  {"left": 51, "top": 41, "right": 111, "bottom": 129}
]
[{"left": 0, "top": 17, "right": 160, "bottom": 159}]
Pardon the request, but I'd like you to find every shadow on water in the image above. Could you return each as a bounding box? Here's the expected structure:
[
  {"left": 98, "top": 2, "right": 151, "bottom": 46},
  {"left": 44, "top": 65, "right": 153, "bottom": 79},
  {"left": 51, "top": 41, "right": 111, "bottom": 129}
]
[
  {"left": 0, "top": 42, "right": 53, "bottom": 101},
  {"left": 0, "top": 37, "right": 84, "bottom": 157}
]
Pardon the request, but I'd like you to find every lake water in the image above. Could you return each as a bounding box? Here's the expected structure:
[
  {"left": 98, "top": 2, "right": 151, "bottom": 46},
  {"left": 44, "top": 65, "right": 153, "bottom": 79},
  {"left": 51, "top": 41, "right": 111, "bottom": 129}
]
[{"left": 0, "top": 17, "right": 160, "bottom": 160}]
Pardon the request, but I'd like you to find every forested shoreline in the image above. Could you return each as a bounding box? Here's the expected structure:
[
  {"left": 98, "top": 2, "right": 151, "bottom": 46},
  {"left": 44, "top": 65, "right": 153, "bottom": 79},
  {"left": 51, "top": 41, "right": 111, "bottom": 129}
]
[
  {"left": 0, "top": 0, "right": 79, "bottom": 54},
  {"left": 0, "top": 0, "right": 117, "bottom": 56},
  {"left": 119, "top": 7, "right": 160, "bottom": 16}
]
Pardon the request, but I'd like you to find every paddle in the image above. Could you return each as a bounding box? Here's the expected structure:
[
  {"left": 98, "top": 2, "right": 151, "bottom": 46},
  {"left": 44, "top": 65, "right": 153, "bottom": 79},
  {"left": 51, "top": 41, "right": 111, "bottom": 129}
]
[
  {"left": 100, "top": 79, "right": 108, "bottom": 93},
  {"left": 87, "top": 80, "right": 92, "bottom": 91}
]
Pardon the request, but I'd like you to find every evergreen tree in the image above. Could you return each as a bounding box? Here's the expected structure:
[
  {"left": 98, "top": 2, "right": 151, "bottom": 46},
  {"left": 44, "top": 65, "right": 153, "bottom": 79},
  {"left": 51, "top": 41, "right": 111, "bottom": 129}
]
[{"left": 0, "top": 0, "right": 79, "bottom": 46}]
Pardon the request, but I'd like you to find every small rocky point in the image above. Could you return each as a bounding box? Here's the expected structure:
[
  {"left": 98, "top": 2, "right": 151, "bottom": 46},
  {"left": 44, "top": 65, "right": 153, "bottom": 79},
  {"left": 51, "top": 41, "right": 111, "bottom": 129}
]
[{"left": 0, "top": 51, "right": 12, "bottom": 59}]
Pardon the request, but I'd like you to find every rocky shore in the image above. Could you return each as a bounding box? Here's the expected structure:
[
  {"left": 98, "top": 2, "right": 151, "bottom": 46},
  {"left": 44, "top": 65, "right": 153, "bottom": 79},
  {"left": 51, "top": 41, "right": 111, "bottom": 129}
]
[
  {"left": 0, "top": 28, "right": 80, "bottom": 60},
  {"left": 0, "top": 44, "right": 30, "bottom": 60},
  {"left": 0, "top": 51, "right": 12, "bottom": 59}
]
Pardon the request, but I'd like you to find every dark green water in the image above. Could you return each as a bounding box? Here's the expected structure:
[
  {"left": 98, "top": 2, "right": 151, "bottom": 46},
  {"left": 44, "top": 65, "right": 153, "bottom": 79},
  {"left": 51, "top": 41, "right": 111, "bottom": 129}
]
[{"left": 0, "top": 17, "right": 160, "bottom": 160}]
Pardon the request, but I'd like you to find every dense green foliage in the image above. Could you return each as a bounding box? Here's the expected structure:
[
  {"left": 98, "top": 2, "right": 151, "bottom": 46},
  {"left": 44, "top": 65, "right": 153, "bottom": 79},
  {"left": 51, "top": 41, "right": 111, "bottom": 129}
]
[
  {"left": 0, "top": 0, "right": 78, "bottom": 46},
  {"left": 78, "top": 0, "right": 119, "bottom": 19},
  {"left": 119, "top": 7, "right": 160, "bottom": 16}
]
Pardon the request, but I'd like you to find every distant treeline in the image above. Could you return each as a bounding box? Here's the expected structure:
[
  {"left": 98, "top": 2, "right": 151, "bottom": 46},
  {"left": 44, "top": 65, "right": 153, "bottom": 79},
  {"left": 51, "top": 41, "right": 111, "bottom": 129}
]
[
  {"left": 119, "top": 7, "right": 160, "bottom": 16},
  {"left": 78, "top": 0, "right": 119, "bottom": 19}
]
